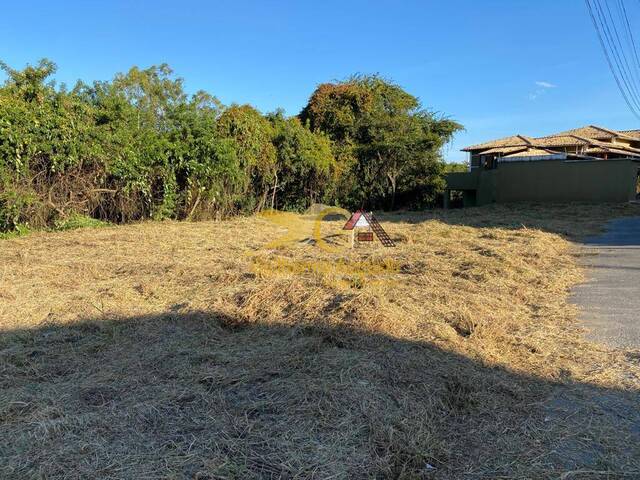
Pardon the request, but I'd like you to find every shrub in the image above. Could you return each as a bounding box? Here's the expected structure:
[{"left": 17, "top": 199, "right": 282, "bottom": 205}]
[
  {"left": 0, "top": 60, "right": 461, "bottom": 232},
  {"left": 53, "top": 214, "right": 110, "bottom": 231}
]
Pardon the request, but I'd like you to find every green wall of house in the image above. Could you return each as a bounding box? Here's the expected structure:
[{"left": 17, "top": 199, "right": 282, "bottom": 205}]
[{"left": 445, "top": 158, "right": 639, "bottom": 207}]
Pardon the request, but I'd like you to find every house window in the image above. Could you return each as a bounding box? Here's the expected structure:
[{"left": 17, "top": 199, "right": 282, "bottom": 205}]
[{"left": 482, "top": 155, "right": 497, "bottom": 170}]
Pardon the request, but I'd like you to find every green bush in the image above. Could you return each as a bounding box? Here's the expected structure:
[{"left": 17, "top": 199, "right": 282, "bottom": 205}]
[
  {"left": 54, "top": 214, "right": 111, "bottom": 231},
  {"left": 0, "top": 60, "right": 461, "bottom": 233},
  {"left": 0, "top": 187, "right": 39, "bottom": 231},
  {"left": 0, "top": 223, "right": 30, "bottom": 239}
]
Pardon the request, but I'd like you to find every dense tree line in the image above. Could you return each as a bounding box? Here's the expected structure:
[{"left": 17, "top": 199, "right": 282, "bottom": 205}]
[{"left": 0, "top": 60, "right": 461, "bottom": 232}]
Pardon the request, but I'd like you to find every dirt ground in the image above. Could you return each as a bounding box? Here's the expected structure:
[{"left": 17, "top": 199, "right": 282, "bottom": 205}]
[{"left": 1, "top": 203, "right": 639, "bottom": 479}]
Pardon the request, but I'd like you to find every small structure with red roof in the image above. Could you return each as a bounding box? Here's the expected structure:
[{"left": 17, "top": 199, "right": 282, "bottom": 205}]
[{"left": 343, "top": 210, "right": 395, "bottom": 248}]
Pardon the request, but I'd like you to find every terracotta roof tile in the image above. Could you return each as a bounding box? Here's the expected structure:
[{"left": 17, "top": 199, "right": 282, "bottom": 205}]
[
  {"left": 585, "top": 146, "right": 640, "bottom": 157},
  {"left": 502, "top": 147, "right": 561, "bottom": 158},
  {"left": 533, "top": 135, "right": 592, "bottom": 147},
  {"left": 461, "top": 135, "right": 533, "bottom": 152},
  {"left": 474, "top": 145, "right": 528, "bottom": 155},
  {"left": 620, "top": 129, "right": 640, "bottom": 138},
  {"left": 462, "top": 125, "right": 640, "bottom": 152},
  {"left": 549, "top": 125, "right": 621, "bottom": 140}
]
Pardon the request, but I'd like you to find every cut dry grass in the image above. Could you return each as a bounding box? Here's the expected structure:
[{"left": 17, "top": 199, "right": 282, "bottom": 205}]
[{"left": 1, "top": 203, "right": 640, "bottom": 479}]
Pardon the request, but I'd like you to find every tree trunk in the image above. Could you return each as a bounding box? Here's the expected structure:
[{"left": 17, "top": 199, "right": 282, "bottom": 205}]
[
  {"left": 187, "top": 192, "right": 201, "bottom": 220},
  {"left": 257, "top": 187, "right": 269, "bottom": 212},
  {"left": 271, "top": 172, "right": 278, "bottom": 210},
  {"left": 387, "top": 172, "right": 397, "bottom": 211}
]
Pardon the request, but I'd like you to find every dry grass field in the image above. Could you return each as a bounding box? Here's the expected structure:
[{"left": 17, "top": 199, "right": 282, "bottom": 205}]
[{"left": 1, "top": 203, "right": 640, "bottom": 479}]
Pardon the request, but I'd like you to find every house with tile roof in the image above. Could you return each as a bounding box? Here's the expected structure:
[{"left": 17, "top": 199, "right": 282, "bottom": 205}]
[{"left": 445, "top": 125, "right": 640, "bottom": 207}]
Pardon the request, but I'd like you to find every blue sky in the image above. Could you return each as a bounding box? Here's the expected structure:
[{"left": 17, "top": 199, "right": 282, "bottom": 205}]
[{"left": 1, "top": 0, "right": 639, "bottom": 163}]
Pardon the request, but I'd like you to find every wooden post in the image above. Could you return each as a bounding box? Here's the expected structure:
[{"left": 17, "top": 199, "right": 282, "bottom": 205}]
[{"left": 351, "top": 229, "right": 355, "bottom": 249}]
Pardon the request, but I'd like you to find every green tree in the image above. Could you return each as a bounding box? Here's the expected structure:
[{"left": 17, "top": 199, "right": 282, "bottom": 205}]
[
  {"left": 267, "top": 110, "right": 335, "bottom": 211},
  {"left": 300, "top": 75, "right": 462, "bottom": 209},
  {"left": 216, "top": 104, "right": 277, "bottom": 211},
  {"left": 0, "top": 58, "right": 57, "bottom": 103},
  {"left": 81, "top": 65, "right": 188, "bottom": 220},
  {"left": 167, "top": 93, "right": 242, "bottom": 218},
  {"left": 0, "top": 59, "right": 105, "bottom": 229},
  {"left": 0, "top": 60, "right": 462, "bottom": 234},
  {"left": 443, "top": 162, "right": 469, "bottom": 173}
]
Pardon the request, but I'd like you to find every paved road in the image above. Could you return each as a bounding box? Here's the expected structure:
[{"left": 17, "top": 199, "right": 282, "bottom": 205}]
[
  {"left": 571, "top": 217, "right": 640, "bottom": 349},
  {"left": 551, "top": 218, "right": 640, "bottom": 470}
]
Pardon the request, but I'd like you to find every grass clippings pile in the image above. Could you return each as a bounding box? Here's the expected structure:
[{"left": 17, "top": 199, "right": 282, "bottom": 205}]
[{"left": 1, "top": 203, "right": 639, "bottom": 479}]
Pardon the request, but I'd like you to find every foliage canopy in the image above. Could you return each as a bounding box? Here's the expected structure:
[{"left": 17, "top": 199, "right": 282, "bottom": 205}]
[
  {"left": 0, "top": 61, "right": 461, "bottom": 232},
  {"left": 300, "top": 75, "right": 462, "bottom": 209}
]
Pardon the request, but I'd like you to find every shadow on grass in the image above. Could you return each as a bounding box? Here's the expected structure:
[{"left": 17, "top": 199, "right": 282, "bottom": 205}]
[{"left": 1, "top": 311, "right": 639, "bottom": 479}]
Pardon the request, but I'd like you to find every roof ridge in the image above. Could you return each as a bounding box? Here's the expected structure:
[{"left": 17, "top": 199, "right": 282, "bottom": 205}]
[
  {"left": 502, "top": 146, "right": 564, "bottom": 158},
  {"left": 516, "top": 146, "right": 557, "bottom": 152},
  {"left": 590, "top": 124, "right": 636, "bottom": 140},
  {"left": 575, "top": 135, "right": 640, "bottom": 150},
  {"left": 618, "top": 129, "right": 640, "bottom": 140},
  {"left": 533, "top": 134, "right": 591, "bottom": 143},
  {"left": 585, "top": 142, "right": 640, "bottom": 153},
  {"left": 571, "top": 134, "right": 600, "bottom": 144},
  {"left": 517, "top": 135, "right": 534, "bottom": 145},
  {"left": 589, "top": 124, "right": 615, "bottom": 133},
  {"left": 532, "top": 146, "right": 556, "bottom": 153},
  {"left": 567, "top": 134, "right": 594, "bottom": 144},
  {"left": 461, "top": 134, "right": 533, "bottom": 152}
]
